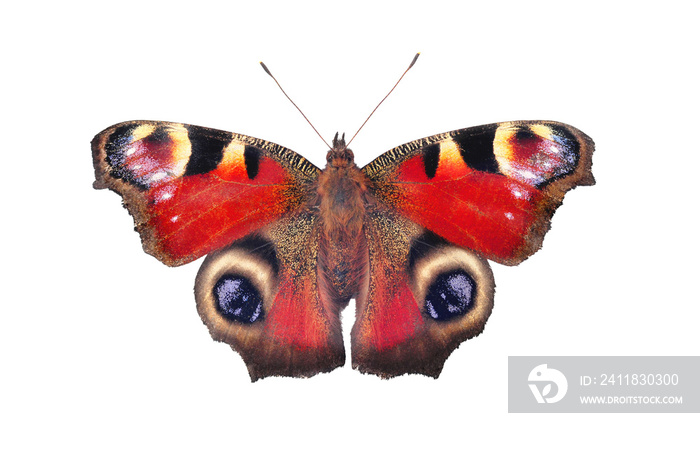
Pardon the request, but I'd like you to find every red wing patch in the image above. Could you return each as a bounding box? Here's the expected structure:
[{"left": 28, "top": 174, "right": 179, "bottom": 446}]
[{"left": 351, "top": 210, "right": 424, "bottom": 375}]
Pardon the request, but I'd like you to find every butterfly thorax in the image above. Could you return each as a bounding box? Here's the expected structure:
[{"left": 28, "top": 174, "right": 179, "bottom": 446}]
[
  {"left": 318, "top": 133, "right": 368, "bottom": 239},
  {"left": 315, "top": 134, "right": 370, "bottom": 310}
]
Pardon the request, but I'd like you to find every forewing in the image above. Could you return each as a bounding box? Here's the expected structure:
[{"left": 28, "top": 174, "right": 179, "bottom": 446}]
[
  {"left": 363, "top": 121, "right": 594, "bottom": 265},
  {"left": 92, "top": 121, "right": 319, "bottom": 266}
]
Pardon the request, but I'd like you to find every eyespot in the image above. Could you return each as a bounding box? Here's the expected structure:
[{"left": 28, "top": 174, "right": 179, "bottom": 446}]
[
  {"left": 424, "top": 270, "right": 476, "bottom": 322},
  {"left": 213, "top": 274, "right": 263, "bottom": 323},
  {"left": 410, "top": 237, "right": 494, "bottom": 330},
  {"left": 194, "top": 235, "right": 279, "bottom": 346}
]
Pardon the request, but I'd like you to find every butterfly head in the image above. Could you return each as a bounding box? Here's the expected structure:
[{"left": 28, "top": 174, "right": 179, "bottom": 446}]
[{"left": 326, "top": 132, "right": 355, "bottom": 168}]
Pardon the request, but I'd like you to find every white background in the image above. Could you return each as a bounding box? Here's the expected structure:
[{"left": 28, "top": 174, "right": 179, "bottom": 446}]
[{"left": 2, "top": 1, "right": 698, "bottom": 469}]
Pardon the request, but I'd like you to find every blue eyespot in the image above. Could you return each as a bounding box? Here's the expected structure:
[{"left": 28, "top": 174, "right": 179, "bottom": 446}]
[
  {"left": 424, "top": 270, "right": 475, "bottom": 322},
  {"left": 213, "top": 275, "right": 263, "bottom": 324}
]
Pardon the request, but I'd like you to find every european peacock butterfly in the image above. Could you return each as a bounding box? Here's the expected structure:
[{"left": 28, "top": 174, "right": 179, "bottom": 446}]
[{"left": 92, "top": 55, "right": 594, "bottom": 380}]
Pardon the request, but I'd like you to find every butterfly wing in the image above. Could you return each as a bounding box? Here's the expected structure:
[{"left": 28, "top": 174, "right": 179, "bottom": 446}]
[
  {"left": 353, "top": 210, "right": 495, "bottom": 378},
  {"left": 353, "top": 121, "right": 594, "bottom": 377},
  {"left": 94, "top": 121, "right": 344, "bottom": 379},
  {"left": 92, "top": 121, "right": 319, "bottom": 266},
  {"left": 194, "top": 211, "right": 345, "bottom": 381}
]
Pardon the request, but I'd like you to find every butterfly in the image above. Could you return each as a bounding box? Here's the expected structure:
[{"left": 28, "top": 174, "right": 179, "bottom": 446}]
[{"left": 92, "top": 61, "right": 594, "bottom": 381}]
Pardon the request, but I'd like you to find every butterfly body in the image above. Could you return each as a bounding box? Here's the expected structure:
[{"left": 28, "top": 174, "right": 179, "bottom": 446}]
[
  {"left": 316, "top": 133, "right": 370, "bottom": 310},
  {"left": 93, "top": 118, "right": 594, "bottom": 380}
]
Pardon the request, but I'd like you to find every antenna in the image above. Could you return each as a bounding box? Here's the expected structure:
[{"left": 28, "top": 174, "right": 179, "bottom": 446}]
[
  {"left": 346, "top": 52, "right": 420, "bottom": 147},
  {"left": 260, "top": 62, "right": 331, "bottom": 149}
]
